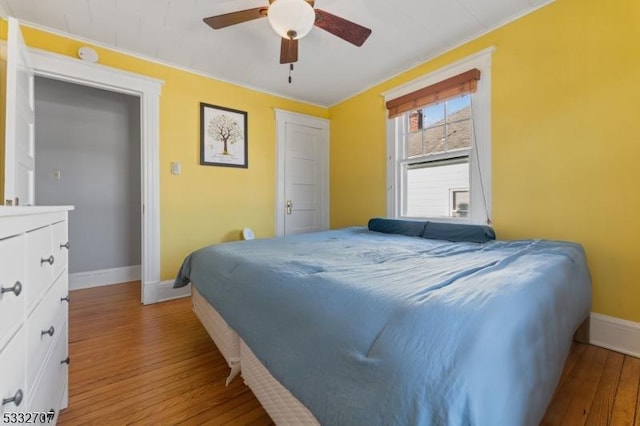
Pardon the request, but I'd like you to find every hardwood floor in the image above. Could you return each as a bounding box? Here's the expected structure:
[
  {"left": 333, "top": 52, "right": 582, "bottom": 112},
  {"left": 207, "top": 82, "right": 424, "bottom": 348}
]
[
  {"left": 58, "top": 281, "right": 640, "bottom": 425},
  {"left": 58, "top": 282, "right": 273, "bottom": 425}
]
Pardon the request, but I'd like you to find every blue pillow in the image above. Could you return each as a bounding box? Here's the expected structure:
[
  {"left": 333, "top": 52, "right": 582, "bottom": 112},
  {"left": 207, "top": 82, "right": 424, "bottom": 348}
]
[
  {"left": 422, "top": 221, "right": 496, "bottom": 243},
  {"left": 367, "top": 218, "right": 426, "bottom": 237}
]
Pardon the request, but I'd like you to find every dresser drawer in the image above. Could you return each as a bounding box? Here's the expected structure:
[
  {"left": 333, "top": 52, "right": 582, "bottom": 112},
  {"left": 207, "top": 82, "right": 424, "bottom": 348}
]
[
  {"left": 26, "top": 273, "right": 68, "bottom": 389},
  {"left": 52, "top": 221, "right": 69, "bottom": 282},
  {"left": 0, "top": 235, "right": 26, "bottom": 347},
  {"left": 0, "top": 327, "right": 27, "bottom": 417},
  {"left": 26, "top": 226, "right": 54, "bottom": 312},
  {"left": 27, "top": 321, "right": 68, "bottom": 420}
]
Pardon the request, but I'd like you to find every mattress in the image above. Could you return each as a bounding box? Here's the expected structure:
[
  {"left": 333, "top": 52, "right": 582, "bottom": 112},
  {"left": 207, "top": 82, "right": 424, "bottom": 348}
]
[{"left": 177, "top": 227, "right": 592, "bottom": 425}]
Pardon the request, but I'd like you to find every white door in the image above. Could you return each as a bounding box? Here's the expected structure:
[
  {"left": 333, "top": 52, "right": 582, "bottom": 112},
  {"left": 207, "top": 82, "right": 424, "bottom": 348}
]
[
  {"left": 276, "top": 111, "right": 329, "bottom": 236},
  {"left": 284, "top": 123, "right": 323, "bottom": 235},
  {"left": 3, "top": 18, "right": 35, "bottom": 206}
]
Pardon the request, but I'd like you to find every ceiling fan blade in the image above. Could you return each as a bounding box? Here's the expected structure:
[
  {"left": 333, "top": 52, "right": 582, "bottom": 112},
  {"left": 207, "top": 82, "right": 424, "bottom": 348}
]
[
  {"left": 203, "top": 7, "right": 267, "bottom": 29},
  {"left": 314, "top": 9, "right": 371, "bottom": 47},
  {"left": 280, "top": 37, "right": 299, "bottom": 64}
]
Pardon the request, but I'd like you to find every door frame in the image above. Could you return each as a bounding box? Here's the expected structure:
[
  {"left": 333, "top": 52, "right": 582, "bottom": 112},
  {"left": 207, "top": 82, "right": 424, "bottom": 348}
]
[
  {"left": 3, "top": 17, "right": 35, "bottom": 206},
  {"left": 274, "top": 109, "right": 330, "bottom": 236},
  {"left": 28, "top": 47, "right": 163, "bottom": 305}
]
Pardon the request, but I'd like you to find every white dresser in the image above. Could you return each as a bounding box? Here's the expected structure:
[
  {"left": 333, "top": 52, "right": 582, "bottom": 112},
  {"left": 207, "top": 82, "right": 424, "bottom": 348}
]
[{"left": 0, "top": 206, "right": 73, "bottom": 425}]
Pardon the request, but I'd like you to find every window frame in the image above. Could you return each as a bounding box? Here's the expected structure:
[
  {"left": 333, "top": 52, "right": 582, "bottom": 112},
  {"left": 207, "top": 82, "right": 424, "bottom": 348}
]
[{"left": 384, "top": 48, "right": 493, "bottom": 225}]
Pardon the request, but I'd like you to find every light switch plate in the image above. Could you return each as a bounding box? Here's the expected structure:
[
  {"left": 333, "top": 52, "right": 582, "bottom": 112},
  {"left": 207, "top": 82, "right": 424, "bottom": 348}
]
[{"left": 170, "top": 162, "right": 181, "bottom": 175}]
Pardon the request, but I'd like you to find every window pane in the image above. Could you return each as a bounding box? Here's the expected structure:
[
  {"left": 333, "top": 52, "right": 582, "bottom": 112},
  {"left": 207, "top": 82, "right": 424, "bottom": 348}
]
[
  {"left": 424, "top": 125, "right": 445, "bottom": 154},
  {"left": 446, "top": 95, "right": 472, "bottom": 150},
  {"left": 407, "top": 96, "right": 473, "bottom": 157},
  {"left": 407, "top": 131, "right": 423, "bottom": 157},
  {"left": 446, "top": 119, "right": 472, "bottom": 150},
  {"left": 423, "top": 103, "right": 445, "bottom": 127},
  {"left": 446, "top": 94, "right": 471, "bottom": 118},
  {"left": 404, "top": 158, "right": 469, "bottom": 218}
]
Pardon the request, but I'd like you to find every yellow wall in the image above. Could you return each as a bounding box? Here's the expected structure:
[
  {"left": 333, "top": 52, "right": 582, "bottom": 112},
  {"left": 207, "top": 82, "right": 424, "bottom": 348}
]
[
  {"left": 329, "top": 0, "right": 640, "bottom": 323},
  {"left": 0, "top": 22, "right": 328, "bottom": 280}
]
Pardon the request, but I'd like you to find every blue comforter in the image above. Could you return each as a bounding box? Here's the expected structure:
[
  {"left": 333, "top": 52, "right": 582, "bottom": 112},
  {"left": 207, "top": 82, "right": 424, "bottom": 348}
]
[{"left": 175, "top": 228, "right": 591, "bottom": 425}]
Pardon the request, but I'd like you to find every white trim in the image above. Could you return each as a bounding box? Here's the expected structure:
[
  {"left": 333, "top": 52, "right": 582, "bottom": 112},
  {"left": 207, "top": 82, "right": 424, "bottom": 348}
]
[
  {"left": 69, "top": 265, "right": 141, "bottom": 290},
  {"left": 156, "top": 280, "right": 191, "bottom": 302},
  {"left": 140, "top": 90, "right": 162, "bottom": 305},
  {"left": 3, "top": 17, "right": 33, "bottom": 205},
  {"left": 26, "top": 43, "right": 163, "bottom": 305},
  {"left": 28, "top": 47, "right": 162, "bottom": 96},
  {"left": 274, "top": 109, "right": 330, "bottom": 236},
  {"left": 589, "top": 313, "right": 640, "bottom": 358},
  {"left": 386, "top": 49, "right": 492, "bottom": 225}
]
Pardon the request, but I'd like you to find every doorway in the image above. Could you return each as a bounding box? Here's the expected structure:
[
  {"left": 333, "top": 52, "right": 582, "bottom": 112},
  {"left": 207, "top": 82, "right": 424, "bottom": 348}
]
[
  {"left": 34, "top": 77, "right": 142, "bottom": 289},
  {"left": 29, "top": 49, "right": 163, "bottom": 304}
]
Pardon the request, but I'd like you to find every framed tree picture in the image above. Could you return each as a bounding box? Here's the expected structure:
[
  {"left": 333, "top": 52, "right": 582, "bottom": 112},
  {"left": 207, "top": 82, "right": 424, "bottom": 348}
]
[{"left": 200, "top": 102, "right": 248, "bottom": 168}]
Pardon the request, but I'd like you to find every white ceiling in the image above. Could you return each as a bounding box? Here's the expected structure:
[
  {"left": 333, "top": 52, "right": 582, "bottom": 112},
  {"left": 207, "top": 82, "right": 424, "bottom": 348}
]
[{"left": 0, "top": 0, "right": 550, "bottom": 106}]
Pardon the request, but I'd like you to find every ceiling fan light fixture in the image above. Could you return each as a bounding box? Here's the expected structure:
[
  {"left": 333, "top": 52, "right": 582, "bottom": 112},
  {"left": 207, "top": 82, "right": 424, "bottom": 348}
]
[{"left": 267, "top": 0, "right": 315, "bottom": 40}]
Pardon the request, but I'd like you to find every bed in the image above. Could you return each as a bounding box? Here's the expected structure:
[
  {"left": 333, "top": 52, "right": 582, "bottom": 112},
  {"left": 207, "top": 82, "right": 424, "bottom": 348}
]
[{"left": 175, "top": 220, "right": 591, "bottom": 425}]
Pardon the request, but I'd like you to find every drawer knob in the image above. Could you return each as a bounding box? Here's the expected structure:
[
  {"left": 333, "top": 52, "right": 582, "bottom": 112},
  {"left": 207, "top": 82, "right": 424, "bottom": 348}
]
[
  {"left": 61, "top": 356, "right": 70, "bottom": 365},
  {"left": 41, "top": 326, "right": 55, "bottom": 337},
  {"left": 1, "top": 281, "right": 22, "bottom": 297},
  {"left": 61, "top": 295, "right": 70, "bottom": 303},
  {"left": 2, "top": 389, "right": 23, "bottom": 407},
  {"left": 60, "top": 242, "right": 70, "bottom": 250},
  {"left": 41, "top": 255, "right": 55, "bottom": 266}
]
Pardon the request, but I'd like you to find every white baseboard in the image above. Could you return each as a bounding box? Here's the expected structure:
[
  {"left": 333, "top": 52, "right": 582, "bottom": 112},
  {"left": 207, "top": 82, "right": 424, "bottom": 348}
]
[
  {"left": 156, "top": 280, "right": 191, "bottom": 302},
  {"left": 69, "top": 265, "right": 141, "bottom": 290},
  {"left": 589, "top": 313, "right": 640, "bottom": 358}
]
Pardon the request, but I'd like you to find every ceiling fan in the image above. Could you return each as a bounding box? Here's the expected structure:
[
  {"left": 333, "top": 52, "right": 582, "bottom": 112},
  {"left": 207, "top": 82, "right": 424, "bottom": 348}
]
[{"left": 203, "top": 0, "right": 372, "bottom": 65}]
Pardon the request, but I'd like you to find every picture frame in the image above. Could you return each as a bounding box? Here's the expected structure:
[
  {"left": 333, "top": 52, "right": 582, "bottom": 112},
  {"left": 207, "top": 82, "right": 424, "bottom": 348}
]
[{"left": 200, "top": 102, "right": 248, "bottom": 168}]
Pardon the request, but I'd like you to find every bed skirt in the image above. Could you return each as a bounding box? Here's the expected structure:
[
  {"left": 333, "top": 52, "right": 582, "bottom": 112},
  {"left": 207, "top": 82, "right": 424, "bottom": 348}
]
[
  {"left": 192, "top": 288, "right": 318, "bottom": 424},
  {"left": 192, "top": 287, "right": 241, "bottom": 384}
]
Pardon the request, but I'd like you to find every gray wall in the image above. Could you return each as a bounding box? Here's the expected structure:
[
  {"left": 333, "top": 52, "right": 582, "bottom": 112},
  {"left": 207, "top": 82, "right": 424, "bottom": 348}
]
[{"left": 34, "top": 77, "right": 141, "bottom": 274}]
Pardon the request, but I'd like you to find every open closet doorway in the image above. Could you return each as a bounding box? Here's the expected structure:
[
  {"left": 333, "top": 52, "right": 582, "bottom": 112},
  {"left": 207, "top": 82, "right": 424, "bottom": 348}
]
[
  {"left": 34, "top": 77, "right": 142, "bottom": 290},
  {"left": 25, "top": 47, "right": 163, "bottom": 305}
]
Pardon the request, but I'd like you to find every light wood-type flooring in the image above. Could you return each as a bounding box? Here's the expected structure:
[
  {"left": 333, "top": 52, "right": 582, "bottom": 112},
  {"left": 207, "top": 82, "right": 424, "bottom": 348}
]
[{"left": 58, "top": 281, "right": 640, "bottom": 425}]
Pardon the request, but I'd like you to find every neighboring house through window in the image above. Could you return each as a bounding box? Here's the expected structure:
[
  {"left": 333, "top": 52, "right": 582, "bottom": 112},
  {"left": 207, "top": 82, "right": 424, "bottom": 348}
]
[
  {"left": 450, "top": 189, "right": 469, "bottom": 218},
  {"left": 384, "top": 49, "right": 493, "bottom": 225}
]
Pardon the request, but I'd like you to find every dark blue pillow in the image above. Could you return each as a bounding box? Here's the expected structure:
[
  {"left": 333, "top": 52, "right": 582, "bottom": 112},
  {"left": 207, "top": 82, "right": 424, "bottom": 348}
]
[
  {"left": 422, "top": 221, "right": 496, "bottom": 243},
  {"left": 367, "top": 218, "right": 426, "bottom": 237}
]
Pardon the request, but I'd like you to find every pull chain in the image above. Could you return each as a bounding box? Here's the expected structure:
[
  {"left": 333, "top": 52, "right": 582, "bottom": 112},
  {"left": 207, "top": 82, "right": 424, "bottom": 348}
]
[{"left": 288, "top": 63, "right": 294, "bottom": 83}]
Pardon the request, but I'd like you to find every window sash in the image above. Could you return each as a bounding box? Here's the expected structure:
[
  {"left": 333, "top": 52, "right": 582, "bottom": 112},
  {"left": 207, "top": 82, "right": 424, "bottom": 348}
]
[{"left": 402, "top": 95, "right": 473, "bottom": 159}]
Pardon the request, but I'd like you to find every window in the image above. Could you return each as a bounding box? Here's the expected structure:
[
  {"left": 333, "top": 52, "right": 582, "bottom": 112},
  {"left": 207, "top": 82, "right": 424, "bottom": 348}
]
[
  {"left": 385, "top": 49, "right": 492, "bottom": 224},
  {"left": 451, "top": 189, "right": 469, "bottom": 217},
  {"left": 403, "top": 95, "right": 472, "bottom": 218}
]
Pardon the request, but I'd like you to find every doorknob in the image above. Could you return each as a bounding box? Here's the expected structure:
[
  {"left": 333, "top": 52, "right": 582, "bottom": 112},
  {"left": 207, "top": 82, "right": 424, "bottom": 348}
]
[{"left": 286, "top": 200, "right": 293, "bottom": 215}]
